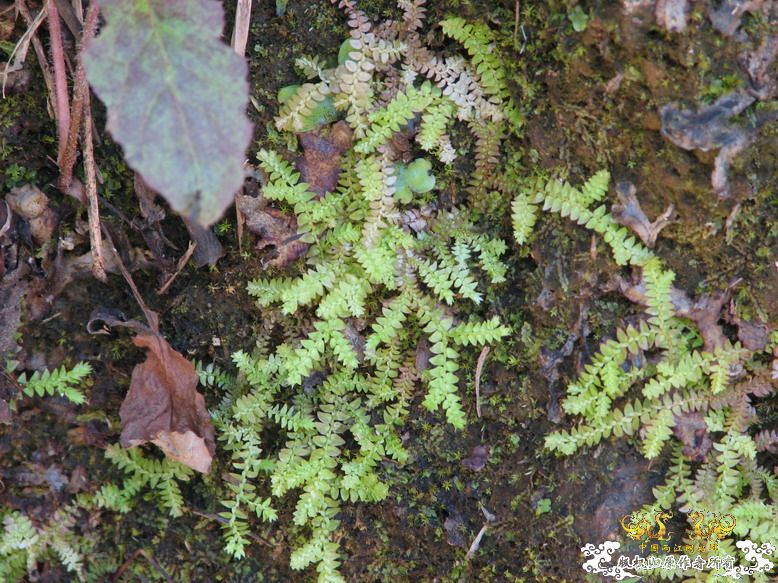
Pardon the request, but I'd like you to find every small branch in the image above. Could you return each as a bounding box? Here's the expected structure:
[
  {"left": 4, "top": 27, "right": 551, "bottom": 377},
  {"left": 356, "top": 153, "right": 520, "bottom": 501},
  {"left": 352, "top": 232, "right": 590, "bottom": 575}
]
[
  {"left": 191, "top": 508, "right": 274, "bottom": 546},
  {"left": 157, "top": 241, "right": 197, "bottom": 295},
  {"left": 58, "top": 1, "right": 100, "bottom": 189},
  {"left": 100, "top": 227, "right": 160, "bottom": 333},
  {"left": 231, "top": 0, "right": 252, "bottom": 249},
  {"left": 47, "top": 0, "right": 71, "bottom": 163},
  {"left": 82, "top": 88, "right": 107, "bottom": 282},
  {"left": 231, "top": 0, "right": 253, "bottom": 57}
]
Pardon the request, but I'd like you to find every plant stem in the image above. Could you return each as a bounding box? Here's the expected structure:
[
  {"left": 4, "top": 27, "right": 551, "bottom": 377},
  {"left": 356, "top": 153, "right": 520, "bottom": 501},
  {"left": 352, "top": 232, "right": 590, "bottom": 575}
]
[
  {"left": 58, "top": 1, "right": 100, "bottom": 190},
  {"left": 47, "top": 0, "right": 70, "bottom": 163}
]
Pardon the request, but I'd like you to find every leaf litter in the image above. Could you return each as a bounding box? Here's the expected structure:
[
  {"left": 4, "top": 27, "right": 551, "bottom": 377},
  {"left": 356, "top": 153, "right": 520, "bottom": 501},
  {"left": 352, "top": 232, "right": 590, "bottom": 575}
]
[{"left": 88, "top": 310, "right": 215, "bottom": 474}]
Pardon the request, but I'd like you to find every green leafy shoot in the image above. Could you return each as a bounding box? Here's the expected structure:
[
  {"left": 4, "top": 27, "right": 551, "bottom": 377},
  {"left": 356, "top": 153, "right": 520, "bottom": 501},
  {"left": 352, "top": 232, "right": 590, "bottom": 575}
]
[{"left": 17, "top": 363, "right": 91, "bottom": 405}]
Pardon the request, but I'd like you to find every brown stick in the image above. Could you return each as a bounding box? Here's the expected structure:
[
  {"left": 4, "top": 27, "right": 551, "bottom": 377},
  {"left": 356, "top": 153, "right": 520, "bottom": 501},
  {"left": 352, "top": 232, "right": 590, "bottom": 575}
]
[
  {"left": 100, "top": 227, "right": 160, "bottom": 334},
  {"left": 58, "top": 1, "right": 100, "bottom": 189},
  {"left": 157, "top": 241, "right": 197, "bottom": 295},
  {"left": 231, "top": 0, "right": 253, "bottom": 57},
  {"left": 47, "top": 0, "right": 70, "bottom": 163},
  {"left": 231, "top": 1, "right": 252, "bottom": 248},
  {"left": 475, "top": 345, "right": 490, "bottom": 418},
  {"left": 82, "top": 89, "right": 107, "bottom": 282}
]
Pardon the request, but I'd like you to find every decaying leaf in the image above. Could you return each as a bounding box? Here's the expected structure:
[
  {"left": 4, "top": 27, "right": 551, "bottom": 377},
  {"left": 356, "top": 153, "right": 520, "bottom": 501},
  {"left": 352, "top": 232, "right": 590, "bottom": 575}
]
[
  {"left": 119, "top": 332, "right": 215, "bottom": 474},
  {"left": 462, "top": 445, "right": 490, "bottom": 471},
  {"left": 0, "top": 262, "right": 28, "bottom": 359},
  {"left": 444, "top": 512, "right": 468, "bottom": 548},
  {"left": 612, "top": 274, "right": 734, "bottom": 351},
  {"left": 672, "top": 410, "right": 712, "bottom": 462},
  {"left": 740, "top": 35, "right": 778, "bottom": 101},
  {"left": 6, "top": 184, "right": 58, "bottom": 245},
  {"left": 708, "top": 0, "right": 764, "bottom": 36},
  {"left": 84, "top": 0, "right": 252, "bottom": 227},
  {"left": 732, "top": 318, "right": 770, "bottom": 352},
  {"left": 298, "top": 121, "right": 353, "bottom": 198},
  {"left": 237, "top": 195, "right": 309, "bottom": 267},
  {"left": 659, "top": 91, "right": 755, "bottom": 197},
  {"left": 613, "top": 182, "right": 675, "bottom": 248},
  {"left": 655, "top": 0, "right": 689, "bottom": 32}
]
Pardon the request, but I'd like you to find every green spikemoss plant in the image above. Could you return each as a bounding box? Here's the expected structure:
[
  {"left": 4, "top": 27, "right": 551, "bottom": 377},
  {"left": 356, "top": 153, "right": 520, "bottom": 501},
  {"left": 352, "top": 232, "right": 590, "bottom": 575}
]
[
  {"left": 515, "top": 172, "right": 777, "bottom": 580},
  {"left": 10, "top": 361, "right": 92, "bottom": 405},
  {"left": 218, "top": 1, "right": 520, "bottom": 580}
]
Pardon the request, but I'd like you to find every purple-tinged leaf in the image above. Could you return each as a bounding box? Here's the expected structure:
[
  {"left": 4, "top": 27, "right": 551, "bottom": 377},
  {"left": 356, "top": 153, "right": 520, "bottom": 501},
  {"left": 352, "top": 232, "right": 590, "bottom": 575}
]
[{"left": 84, "top": 0, "right": 252, "bottom": 226}]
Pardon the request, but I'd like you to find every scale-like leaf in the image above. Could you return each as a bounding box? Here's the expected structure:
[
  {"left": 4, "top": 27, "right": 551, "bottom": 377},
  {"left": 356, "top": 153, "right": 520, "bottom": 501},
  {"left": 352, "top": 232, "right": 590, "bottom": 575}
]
[{"left": 85, "top": 0, "right": 252, "bottom": 226}]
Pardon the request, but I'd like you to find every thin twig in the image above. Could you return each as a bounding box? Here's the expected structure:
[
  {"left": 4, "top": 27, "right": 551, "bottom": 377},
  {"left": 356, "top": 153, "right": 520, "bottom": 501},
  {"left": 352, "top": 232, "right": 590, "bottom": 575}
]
[
  {"left": 190, "top": 509, "right": 274, "bottom": 546},
  {"left": 157, "top": 241, "right": 197, "bottom": 295},
  {"left": 100, "top": 226, "right": 160, "bottom": 333},
  {"left": 71, "top": 0, "right": 84, "bottom": 23},
  {"left": 231, "top": 0, "right": 253, "bottom": 57},
  {"left": 82, "top": 87, "right": 107, "bottom": 282},
  {"left": 58, "top": 1, "right": 99, "bottom": 189},
  {"left": 47, "top": 0, "right": 70, "bottom": 162},
  {"left": 231, "top": 0, "right": 252, "bottom": 249},
  {"left": 465, "top": 523, "right": 489, "bottom": 560},
  {"left": 138, "top": 550, "right": 175, "bottom": 583},
  {"left": 513, "top": 0, "right": 520, "bottom": 48},
  {"left": 475, "top": 345, "right": 490, "bottom": 418}
]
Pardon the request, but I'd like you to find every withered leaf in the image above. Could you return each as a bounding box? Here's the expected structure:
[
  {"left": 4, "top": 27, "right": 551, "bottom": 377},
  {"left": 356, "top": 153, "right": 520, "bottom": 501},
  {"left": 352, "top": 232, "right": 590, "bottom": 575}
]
[
  {"left": 298, "top": 121, "right": 353, "bottom": 198},
  {"left": 672, "top": 410, "right": 712, "bottom": 462},
  {"left": 659, "top": 91, "right": 755, "bottom": 197},
  {"left": 237, "top": 195, "right": 309, "bottom": 267},
  {"left": 655, "top": 0, "right": 689, "bottom": 33},
  {"left": 708, "top": 0, "right": 764, "bottom": 37},
  {"left": 6, "top": 185, "right": 58, "bottom": 245},
  {"left": 120, "top": 332, "right": 215, "bottom": 474},
  {"left": 613, "top": 182, "right": 675, "bottom": 248},
  {"left": 462, "top": 445, "right": 490, "bottom": 472}
]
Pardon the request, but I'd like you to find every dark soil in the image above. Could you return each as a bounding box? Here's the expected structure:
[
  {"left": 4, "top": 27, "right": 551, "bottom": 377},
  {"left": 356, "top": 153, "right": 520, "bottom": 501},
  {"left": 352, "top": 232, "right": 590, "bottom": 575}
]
[{"left": 1, "top": 1, "right": 775, "bottom": 582}]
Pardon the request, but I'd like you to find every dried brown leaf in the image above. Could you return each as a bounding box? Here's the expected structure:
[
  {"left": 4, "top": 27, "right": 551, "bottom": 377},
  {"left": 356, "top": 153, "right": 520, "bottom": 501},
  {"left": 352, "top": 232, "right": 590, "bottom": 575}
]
[
  {"left": 613, "top": 182, "right": 675, "bottom": 248},
  {"left": 735, "top": 320, "right": 770, "bottom": 351},
  {"left": 660, "top": 91, "right": 755, "bottom": 197},
  {"left": 672, "top": 411, "right": 712, "bottom": 462},
  {"left": 6, "top": 184, "right": 58, "bottom": 245},
  {"left": 237, "top": 195, "right": 309, "bottom": 267},
  {"left": 298, "top": 121, "right": 353, "bottom": 198},
  {"left": 120, "top": 332, "right": 215, "bottom": 474}
]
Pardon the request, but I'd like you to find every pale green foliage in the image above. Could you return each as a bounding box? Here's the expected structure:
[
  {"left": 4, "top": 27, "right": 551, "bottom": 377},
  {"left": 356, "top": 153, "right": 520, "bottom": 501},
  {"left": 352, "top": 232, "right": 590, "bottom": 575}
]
[
  {"left": 439, "top": 17, "right": 522, "bottom": 128},
  {"left": 17, "top": 363, "right": 91, "bottom": 405},
  {"left": 221, "top": 5, "right": 515, "bottom": 580},
  {"left": 520, "top": 171, "right": 777, "bottom": 578},
  {"left": 94, "top": 445, "right": 194, "bottom": 518},
  {"left": 0, "top": 505, "right": 85, "bottom": 581},
  {"left": 355, "top": 83, "right": 439, "bottom": 154}
]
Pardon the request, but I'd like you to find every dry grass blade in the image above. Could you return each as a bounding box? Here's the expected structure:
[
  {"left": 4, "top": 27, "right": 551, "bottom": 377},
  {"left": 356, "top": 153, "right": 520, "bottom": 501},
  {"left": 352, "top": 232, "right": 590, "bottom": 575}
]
[
  {"left": 475, "top": 345, "right": 490, "bottom": 418},
  {"left": 2, "top": 0, "right": 47, "bottom": 98},
  {"left": 230, "top": 0, "right": 252, "bottom": 57}
]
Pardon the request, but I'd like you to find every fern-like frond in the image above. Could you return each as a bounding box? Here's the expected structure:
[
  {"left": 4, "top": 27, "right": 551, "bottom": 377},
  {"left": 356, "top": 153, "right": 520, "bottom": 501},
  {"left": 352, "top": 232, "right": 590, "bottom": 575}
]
[{"left": 18, "top": 363, "right": 91, "bottom": 404}]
